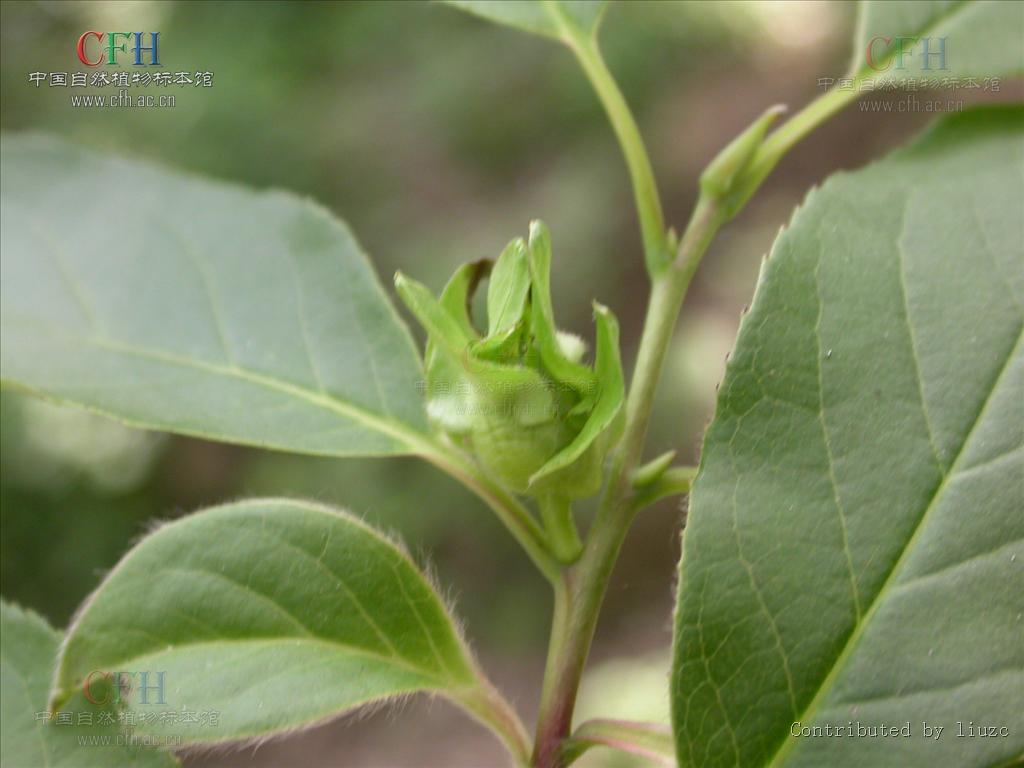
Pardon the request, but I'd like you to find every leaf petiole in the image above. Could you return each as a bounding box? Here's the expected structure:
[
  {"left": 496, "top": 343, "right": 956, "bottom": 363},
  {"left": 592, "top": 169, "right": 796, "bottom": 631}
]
[
  {"left": 451, "top": 682, "right": 533, "bottom": 768},
  {"left": 412, "top": 435, "right": 564, "bottom": 585},
  {"left": 560, "top": 718, "right": 675, "bottom": 767},
  {"left": 544, "top": 0, "right": 671, "bottom": 276}
]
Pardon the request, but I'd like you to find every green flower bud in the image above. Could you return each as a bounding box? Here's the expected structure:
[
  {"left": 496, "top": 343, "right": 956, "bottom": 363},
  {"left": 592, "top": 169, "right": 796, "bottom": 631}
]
[{"left": 395, "top": 221, "right": 625, "bottom": 502}]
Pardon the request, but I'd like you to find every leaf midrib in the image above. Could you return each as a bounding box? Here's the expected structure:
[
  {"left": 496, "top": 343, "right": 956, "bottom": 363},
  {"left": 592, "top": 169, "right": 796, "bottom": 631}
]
[
  {"left": 56, "top": 636, "right": 469, "bottom": 751},
  {"left": 75, "top": 635, "right": 458, "bottom": 690},
  {"left": 764, "top": 325, "right": 1023, "bottom": 768},
  {"left": 1, "top": 313, "right": 434, "bottom": 456}
]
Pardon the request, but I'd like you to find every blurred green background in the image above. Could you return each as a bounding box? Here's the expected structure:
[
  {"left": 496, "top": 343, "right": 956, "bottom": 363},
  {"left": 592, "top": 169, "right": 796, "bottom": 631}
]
[{"left": 2, "top": 2, "right": 1016, "bottom": 765}]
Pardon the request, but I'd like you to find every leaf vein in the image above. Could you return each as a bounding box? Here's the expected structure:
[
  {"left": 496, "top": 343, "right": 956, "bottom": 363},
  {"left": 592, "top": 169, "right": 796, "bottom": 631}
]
[
  {"left": 765, "top": 325, "right": 1023, "bottom": 768},
  {"left": 896, "top": 193, "right": 948, "bottom": 473},
  {"left": 158, "top": 220, "right": 236, "bottom": 366},
  {"left": 812, "top": 223, "right": 862, "bottom": 619},
  {"left": 5, "top": 317, "right": 428, "bottom": 452}
]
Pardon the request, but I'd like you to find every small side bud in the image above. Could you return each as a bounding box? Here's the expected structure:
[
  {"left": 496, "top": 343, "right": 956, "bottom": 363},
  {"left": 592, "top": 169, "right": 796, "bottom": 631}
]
[
  {"left": 632, "top": 449, "right": 677, "bottom": 488},
  {"left": 700, "top": 104, "right": 786, "bottom": 204}
]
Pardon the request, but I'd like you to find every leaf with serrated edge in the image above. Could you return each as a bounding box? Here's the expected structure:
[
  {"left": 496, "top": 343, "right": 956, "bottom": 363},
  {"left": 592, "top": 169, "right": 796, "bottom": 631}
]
[
  {"left": 1, "top": 601, "right": 179, "bottom": 767},
  {"left": 52, "top": 499, "right": 483, "bottom": 745},
  {"left": 672, "top": 107, "right": 1024, "bottom": 768},
  {"left": 0, "top": 135, "right": 429, "bottom": 458}
]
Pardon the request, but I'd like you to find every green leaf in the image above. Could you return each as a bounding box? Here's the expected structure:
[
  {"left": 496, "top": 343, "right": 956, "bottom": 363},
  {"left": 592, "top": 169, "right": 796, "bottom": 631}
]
[
  {"left": 443, "top": 1, "right": 607, "bottom": 42},
  {"left": 1, "top": 601, "right": 178, "bottom": 768},
  {"left": 0, "top": 135, "right": 429, "bottom": 458},
  {"left": 672, "top": 107, "right": 1024, "bottom": 768},
  {"left": 52, "top": 499, "right": 483, "bottom": 745},
  {"left": 849, "top": 0, "right": 1024, "bottom": 80}
]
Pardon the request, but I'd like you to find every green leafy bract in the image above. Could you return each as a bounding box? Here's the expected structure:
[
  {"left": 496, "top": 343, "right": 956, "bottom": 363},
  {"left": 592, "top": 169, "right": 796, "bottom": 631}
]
[{"left": 395, "top": 221, "right": 623, "bottom": 498}]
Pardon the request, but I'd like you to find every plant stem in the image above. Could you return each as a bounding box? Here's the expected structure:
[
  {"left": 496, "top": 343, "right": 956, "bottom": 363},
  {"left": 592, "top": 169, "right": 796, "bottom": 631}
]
[
  {"left": 741, "top": 84, "right": 860, "bottom": 207},
  {"left": 560, "top": 718, "right": 675, "bottom": 767},
  {"left": 422, "top": 42, "right": 864, "bottom": 764},
  {"left": 532, "top": 197, "right": 725, "bottom": 768},
  {"left": 529, "top": 80, "right": 865, "bottom": 766},
  {"left": 417, "top": 438, "right": 563, "bottom": 586},
  {"left": 533, "top": 573, "right": 574, "bottom": 766},
  {"left": 545, "top": 1, "right": 669, "bottom": 276}
]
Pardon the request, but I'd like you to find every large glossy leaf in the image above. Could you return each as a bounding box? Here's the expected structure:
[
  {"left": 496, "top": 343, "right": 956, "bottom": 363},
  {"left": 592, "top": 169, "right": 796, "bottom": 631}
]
[
  {"left": 442, "top": 1, "right": 606, "bottom": 42},
  {"left": 1, "top": 601, "right": 178, "bottom": 768},
  {"left": 51, "top": 499, "right": 481, "bottom": 744},
  {"left": 672, "top": 107, "right": 1023, "bottom": 768},
  {"left": 0, "top": 135, "right": 429, "bottom": 457},
  {"left": 849, "top": 0, "right": 1024, "bottom": 80}
]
